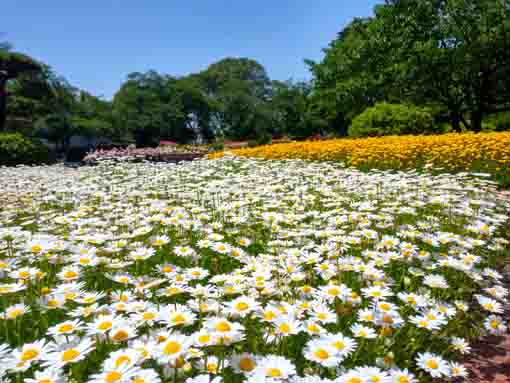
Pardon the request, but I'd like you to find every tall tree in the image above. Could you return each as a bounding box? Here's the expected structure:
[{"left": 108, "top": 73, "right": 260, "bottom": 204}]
[
  {"left": 113, "top": 71, "right": 210, "bottom": 145},
  {"left": 0, "top": 49, "right": 41, "bottom": 131},
  {"left": 271, "top": 80, "right": 327, "bottom": 139},
  {"left": 307, "top": 18, "right": 391, "bottom": 135},
  {"left": 309, "top": 0, "right": 510, "bottom": 133},
  {"left": 197, "top": 57, "right": 273, "bottom": 139},
  {"left": 378, "top": 0, "right": 510, "bottom": 131}
]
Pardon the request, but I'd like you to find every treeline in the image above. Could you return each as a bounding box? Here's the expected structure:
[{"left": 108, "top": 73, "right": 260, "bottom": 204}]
[
  {"left": 1, "top": 0, "right": 510, "bottom": 151},
  {"left": 1, "top": 52, "right": 323, "bottom": 148}
]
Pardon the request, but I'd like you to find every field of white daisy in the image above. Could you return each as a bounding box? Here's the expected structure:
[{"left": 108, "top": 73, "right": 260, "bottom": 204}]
[{"left": 0, "top": 156, "right": 509, "bottom": 383}]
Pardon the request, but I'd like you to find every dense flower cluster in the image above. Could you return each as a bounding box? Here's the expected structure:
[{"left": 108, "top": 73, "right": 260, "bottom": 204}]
[
  {"left": 210, "top": 133, "right": 510, "bottom": 184},
  {"left": 0, "top": 158, "right": 508, "bottom": 383},
  {"left": 84, "top": 146, "right": 207, "bottom": 164}
]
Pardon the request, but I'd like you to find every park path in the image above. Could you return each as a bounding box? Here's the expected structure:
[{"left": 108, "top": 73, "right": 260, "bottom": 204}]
[
  {"left": 464, "top": 335, "right": 510, "bottom": 382},
  {"left": 464, "top": 260, "right": 510, "bottom": 383}
]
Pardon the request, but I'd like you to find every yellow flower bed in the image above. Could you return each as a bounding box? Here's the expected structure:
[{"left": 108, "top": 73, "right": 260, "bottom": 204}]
[{"left": 210, "top": 132, "right": 510, "bottom": 178}]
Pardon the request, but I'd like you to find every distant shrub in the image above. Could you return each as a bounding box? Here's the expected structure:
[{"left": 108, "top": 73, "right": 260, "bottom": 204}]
[
  {"left": 349, "top": 103, "right": 438, "bottom": 137},
  {"left": 481, "top": 122, "right": 497, "bottom": 132},
  {"left": 486, "top": 112, "right": 510, "bottom": 132},
  {"left": 0, "top": 133, "right": 52, "bottom": 166},
  {"left": 255, "top": 133, "right": 272, "bottom": 146},
  {"left": 209, "top": 139, "right": 225, "bottom": 152},
  {"left": 246, "top": 133, "right": 272, "bottom": 148}
]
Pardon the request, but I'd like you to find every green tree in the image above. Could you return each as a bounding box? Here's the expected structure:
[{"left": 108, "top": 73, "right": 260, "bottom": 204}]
[
  {"left": 0, "top": 49, "right": 42, "bottom": 131},
  {"left": 199, "top": 57, "right": 271, "bottom": 100},
  {"left": 197, "top": 58, "right": 273, "bottom": 139},
  {"left": 72, "top": 91, "right": 114, "bottom": 139},
  {"left": 309, "top": 0, "right": 510, "bottom": 133},
  {"left": 307, "top": 18, "right": 392, "bottom": 135},
  {"left": 113, "top": 71, "right": 215, "bottom": 145},
  {"left": 270, "top": 80, "right": 327, "bottom": 139},
  {"left": 377, "top": 0, "right": 510, "bottom": 132}
]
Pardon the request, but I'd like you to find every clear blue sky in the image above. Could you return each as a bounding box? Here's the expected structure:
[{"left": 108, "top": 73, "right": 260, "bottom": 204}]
[{"left": 4, "top": 1, "right": 380, "bottom": 99}]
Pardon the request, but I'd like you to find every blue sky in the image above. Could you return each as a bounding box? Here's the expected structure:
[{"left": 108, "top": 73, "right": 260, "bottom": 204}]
[{"left": 4, "top": 1, "right": 380, "bottom": 99}]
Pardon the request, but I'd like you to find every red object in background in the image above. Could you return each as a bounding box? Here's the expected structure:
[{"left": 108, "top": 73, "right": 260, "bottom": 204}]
[
  {"left": 159, "top": 140, "right": 177, "bottom": 146},
  {"left": 308, "top": 134, "right": 323, "bottom": 141}
]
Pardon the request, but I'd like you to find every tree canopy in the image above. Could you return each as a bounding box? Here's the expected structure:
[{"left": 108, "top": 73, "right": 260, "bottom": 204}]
[
  {"left": 0, "top": 49, "right": 42, "bottom": 131},
  {"left": 309, "top": 0, "right": 510, "bottom": 134}
]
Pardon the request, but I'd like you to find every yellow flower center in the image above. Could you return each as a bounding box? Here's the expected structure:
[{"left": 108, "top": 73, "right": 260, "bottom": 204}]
[
  {"left": 62, "top": 348, "right": 80, "bottom": 362},
  {"left": 115, "top": 355, "right": 131, "bottom": 368},
  {"left": 167, "top": 287, "right": 180, "bottom": 295},
  {"left": 314, "top": 348, "right": 330, "bottom": 360},
  {"left": 163, "top": 341, "right": 182, "bottom": 355},
  {"left": 112, "top": 329, "right": 129, "bottom": 342},
  {"left": 333, "top": 341, "right": 345, "bottom": 350},
  {"left": 198, "top": 334, "right": 211, "bottom": 344},
  {"left": 105, "top": 371, "right": 123, "bottom": 383},
  {"left": 207, "top": 363, "right": 218, "bottom": 372},
  {"left": 21, "top": 348, "right": 40, "bottom": 361},
  {"left": 64, "top": 292, "right": 77, "bottom": 300},
  {"left": 7, "top": 309, "right": 24, "bottom": 319},
  {"left": 239, "top": 357, "right": 256, "bottom": 372},
  {"left": 98, "top": 321, "right": 112, "bottom": 331},
  {"left": 215, "top": 321, "right": 231, "bottom": 332},
  {"left": 172, "top": 313, "right": 186, "bottom": 324},
  {"left": 58, "top": 324, "right": 74, "bottom": 333},
  {"left": 31, "top": 245, "right": 42, "bottom": 253},
  {"left": 235, "top": 302, "right": 249, "bottom": 311},
  {"left": 64, "top": 271, "right": 78, "bottom": 279},
  {"left": 279, "top": 323, "right": 291, "bottom": 333},
  {"left": 426, "top": 359, "right": 439, "bottom": 369},
  {"left": 143, "top": 312, "right": 156, "bottom": 321},
  {"left": 266, "top": 368, "right": 282, "bottom": 378}
]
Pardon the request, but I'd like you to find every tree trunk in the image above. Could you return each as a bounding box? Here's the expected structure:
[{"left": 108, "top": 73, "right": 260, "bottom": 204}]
[
  {"left": 472, "top": 110, "right": 483, "bottom": 133},
  {"left": 450, "top": 112, "right": 462, "bottom": 132},
  {"left": 0, "top": 77, "right": 7, "bottom": 132}
]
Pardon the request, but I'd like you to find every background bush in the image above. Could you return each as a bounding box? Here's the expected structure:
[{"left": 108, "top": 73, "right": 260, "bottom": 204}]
[
  {"left": 0, "top": 132, "right": 53, "bottom": 166},
  {"left": 348, "top": 103, "right": 439, "bottom": 137},
  {"left": 485, "top": 112, "right": 510, "bottom": 132}
]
